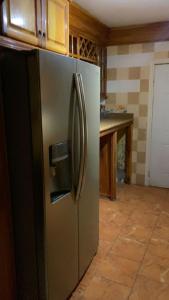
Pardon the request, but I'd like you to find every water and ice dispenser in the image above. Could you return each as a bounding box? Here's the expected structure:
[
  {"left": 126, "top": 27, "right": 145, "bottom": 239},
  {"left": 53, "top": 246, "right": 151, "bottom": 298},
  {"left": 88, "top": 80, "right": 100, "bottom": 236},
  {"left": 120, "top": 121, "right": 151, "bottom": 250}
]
[{"left": 49, "top": 142, "right": 71, "bottom": 203}]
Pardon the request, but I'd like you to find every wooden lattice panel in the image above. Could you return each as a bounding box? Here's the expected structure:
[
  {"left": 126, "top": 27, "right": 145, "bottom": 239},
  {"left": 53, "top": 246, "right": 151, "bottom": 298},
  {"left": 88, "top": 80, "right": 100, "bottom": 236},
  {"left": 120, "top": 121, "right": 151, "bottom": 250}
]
[{"left": 79, "top": 36, "right": 98, "bottom": 63}]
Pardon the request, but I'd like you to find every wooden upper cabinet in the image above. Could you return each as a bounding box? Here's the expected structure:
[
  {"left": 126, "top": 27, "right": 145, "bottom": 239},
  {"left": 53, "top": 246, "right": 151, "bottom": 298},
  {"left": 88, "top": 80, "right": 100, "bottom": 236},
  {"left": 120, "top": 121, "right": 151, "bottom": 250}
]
[
  {"left": 2, "top": 0, "right": 41, "bottom": 46},
  {"left": 1, "top": 0, "right": 69, "bottom": 55},
  {"left": 43, "top": 0, "right": 69, "bottom": 54}
]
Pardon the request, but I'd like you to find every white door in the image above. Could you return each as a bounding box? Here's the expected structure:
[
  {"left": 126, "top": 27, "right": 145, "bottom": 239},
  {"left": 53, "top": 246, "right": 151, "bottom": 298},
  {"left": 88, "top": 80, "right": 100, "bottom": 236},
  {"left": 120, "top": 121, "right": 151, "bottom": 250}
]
[{"left": 150, "top": 64, "right": 169, "bottom": 188}]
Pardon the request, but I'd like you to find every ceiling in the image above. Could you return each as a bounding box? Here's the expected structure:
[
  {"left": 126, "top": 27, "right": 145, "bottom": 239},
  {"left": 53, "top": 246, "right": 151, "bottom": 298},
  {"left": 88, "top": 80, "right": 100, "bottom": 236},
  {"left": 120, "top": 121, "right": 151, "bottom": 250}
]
[{"left": 74, "top": 0, "right": 169, "bottom": 27}]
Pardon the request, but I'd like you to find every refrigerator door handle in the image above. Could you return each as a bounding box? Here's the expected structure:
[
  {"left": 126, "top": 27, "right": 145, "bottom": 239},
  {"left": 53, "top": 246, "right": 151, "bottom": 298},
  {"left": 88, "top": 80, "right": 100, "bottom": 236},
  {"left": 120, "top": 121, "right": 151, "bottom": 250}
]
[
  {"left": 74, "top": 73, "right": 85, "bottom": 200},
  {"left": 78, "top": 73, "right": 88, "bottom": 193},
  {"left": 71, "top": 87, "right": 76, "bottom": 189}
]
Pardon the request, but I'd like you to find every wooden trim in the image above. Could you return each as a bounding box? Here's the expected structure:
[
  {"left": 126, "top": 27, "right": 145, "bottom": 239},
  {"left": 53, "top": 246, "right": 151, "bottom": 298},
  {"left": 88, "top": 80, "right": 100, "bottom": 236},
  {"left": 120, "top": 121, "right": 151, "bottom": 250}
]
[
  {"left": 107, "top": 21, "right": 169, "bottom": 45},
  {"left": 70, "top": 3, "right": 169, "bottom": 46},
  {"left": 0, "top": 35, "right": 36, "bottom": 50},
  {"left": 100, "top": 192, "right": 111, "bottom": 198},
  {"left": 100, "top": 135, "right": 110, "bottom": 197},
  {"left": 69, "top": 2, "right": 108, "bottom": 45},
  {"left": 100, "top": 120, "right": 133, "bottom": 138},
  {"left": 99, "top": 46, "right": 107, "bottom": 98},
  {"left": 110, "top": 132, "right": 117, "bottom": 200},
  {"left": 125, "top": 125, "right": 132, "bottom": 184}
]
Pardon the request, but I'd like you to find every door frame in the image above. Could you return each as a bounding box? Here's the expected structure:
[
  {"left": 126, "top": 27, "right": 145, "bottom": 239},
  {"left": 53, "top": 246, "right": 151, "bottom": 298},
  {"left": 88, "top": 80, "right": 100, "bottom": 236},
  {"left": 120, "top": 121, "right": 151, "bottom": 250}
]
[{"left": 145, "top": 59, "right": 169, "bottom": 185}]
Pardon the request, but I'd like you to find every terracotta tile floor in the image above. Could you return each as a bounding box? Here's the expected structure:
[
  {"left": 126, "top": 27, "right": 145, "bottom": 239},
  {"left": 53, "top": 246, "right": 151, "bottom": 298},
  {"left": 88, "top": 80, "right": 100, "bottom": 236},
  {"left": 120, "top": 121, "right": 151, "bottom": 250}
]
[{"left": 70, "top": 184, "right": 169, "bottom": 300}]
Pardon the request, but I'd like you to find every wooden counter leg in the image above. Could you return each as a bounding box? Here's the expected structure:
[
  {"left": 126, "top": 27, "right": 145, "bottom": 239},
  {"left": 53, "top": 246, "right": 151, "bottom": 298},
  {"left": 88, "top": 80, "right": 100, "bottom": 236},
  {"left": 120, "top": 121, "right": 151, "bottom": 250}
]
[
  {"left": 125, "top": 125, "right": 133, "bottom": 184},
  {"left": 100, "top": 135, "right": 111, "bottom": 197},
  {"left": 110, "top": 131, "right": 117, "bottom": 200}
]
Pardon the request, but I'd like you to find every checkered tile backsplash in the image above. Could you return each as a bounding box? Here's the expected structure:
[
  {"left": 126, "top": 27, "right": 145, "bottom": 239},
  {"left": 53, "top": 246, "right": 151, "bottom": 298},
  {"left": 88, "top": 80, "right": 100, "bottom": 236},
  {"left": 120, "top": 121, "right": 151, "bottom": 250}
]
[{"left": 106, "top": 41, "right": 169, "bottom": 185}]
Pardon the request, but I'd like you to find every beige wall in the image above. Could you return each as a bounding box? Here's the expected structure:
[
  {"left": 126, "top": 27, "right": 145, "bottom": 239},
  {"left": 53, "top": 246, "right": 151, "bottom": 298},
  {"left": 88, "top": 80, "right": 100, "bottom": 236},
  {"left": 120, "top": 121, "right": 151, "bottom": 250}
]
[{"left": 106, "top": 41, "right": 169, "bottom": 185}]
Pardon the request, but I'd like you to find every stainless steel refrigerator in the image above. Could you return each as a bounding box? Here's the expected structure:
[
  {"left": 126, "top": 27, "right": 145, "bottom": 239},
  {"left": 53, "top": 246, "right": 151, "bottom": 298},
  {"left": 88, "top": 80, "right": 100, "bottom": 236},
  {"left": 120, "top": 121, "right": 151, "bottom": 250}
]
[{"left": 1, "top": 48, "right": 100, "bottom": 300}]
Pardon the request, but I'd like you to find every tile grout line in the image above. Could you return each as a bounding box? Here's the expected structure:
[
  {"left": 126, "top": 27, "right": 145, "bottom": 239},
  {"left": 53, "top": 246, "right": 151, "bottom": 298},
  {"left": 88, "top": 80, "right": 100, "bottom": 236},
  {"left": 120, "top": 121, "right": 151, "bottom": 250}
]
[
  {"left": 104, "top": 203, "right": 136, "bottom": 259},
  {"left": 100, "top": 202, "right": 139, "bottom": 298},
  {"left": 101, "top": 191, "right": 168, "bottom": 297},
  {"left": 106, "top": 199, "right": 159, "bottom": 299},
  {"left": 126, "top": 210, "right": 162, "bottom": 300},
  {"left": 95, "top": 199, "right": 138, "bottom": 296},
  {"left": 71, "top": 188, "right": 169, "bottom": 299}
]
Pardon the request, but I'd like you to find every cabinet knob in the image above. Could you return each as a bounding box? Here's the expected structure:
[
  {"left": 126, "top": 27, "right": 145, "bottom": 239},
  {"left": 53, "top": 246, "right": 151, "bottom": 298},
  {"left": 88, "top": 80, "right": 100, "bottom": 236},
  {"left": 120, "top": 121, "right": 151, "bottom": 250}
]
[
  {"left": 38, "top": 30, "right": 42, "bottom": 36},
  {"left": 42, "top": 32, "right": 46, "bottom": 38}
]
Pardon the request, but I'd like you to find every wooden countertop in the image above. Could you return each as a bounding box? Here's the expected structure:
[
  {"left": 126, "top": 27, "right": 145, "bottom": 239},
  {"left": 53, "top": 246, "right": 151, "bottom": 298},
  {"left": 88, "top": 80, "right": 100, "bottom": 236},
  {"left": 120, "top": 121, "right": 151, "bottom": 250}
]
[{"left": 100, "top": 113, "right": 133, "bottom": 137}]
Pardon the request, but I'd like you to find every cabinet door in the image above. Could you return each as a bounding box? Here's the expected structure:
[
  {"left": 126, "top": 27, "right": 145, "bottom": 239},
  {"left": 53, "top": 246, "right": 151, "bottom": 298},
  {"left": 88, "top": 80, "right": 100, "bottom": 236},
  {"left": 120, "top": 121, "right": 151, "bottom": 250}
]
[
  {"left": 2, "top": 0, "right": 41, "bottom": 45},
  {"left": 43, "top": 0, "right": 69, "bottom": 54}
]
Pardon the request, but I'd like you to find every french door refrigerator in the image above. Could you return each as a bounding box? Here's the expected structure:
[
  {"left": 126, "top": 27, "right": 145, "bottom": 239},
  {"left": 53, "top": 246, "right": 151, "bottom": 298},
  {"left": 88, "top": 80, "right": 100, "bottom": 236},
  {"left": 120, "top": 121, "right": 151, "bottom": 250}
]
[{"left": 1, "top": 48, "right": 100, "bottom": 300}]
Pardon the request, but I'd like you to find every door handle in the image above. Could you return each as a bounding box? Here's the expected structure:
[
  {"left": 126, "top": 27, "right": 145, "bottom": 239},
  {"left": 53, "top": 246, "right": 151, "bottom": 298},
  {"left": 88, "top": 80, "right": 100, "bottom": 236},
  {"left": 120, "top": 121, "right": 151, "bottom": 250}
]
[
  {"left": 73, "top": 73, "right": 85, "bottom": 201},
  {"left": 78, "top": 73, "right": 88, "bottom": 194},
  {"left": 71, "top": 85, "right": 76, "bottom": 191}
]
